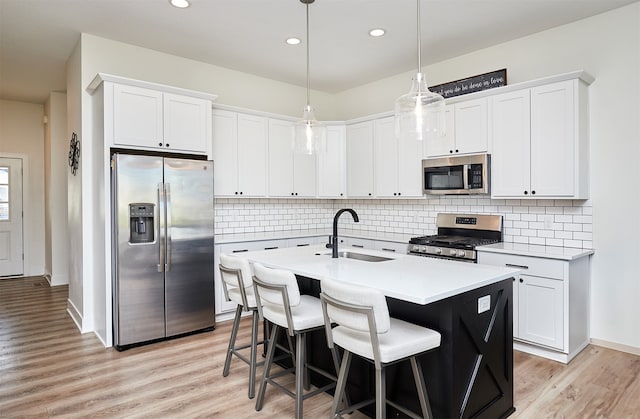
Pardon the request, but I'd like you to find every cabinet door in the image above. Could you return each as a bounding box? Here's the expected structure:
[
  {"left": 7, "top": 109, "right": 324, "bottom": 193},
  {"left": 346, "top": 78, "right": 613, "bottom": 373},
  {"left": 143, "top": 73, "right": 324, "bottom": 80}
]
[
  {"left": 163, "top": 93, "right": 210, "bottom": 153},
  {"left": 113, "top": 84, "right": 163, "bottom": 148},
  {"left": 346, "top": 121, "right": 374, "bottom": 197},
  {"left": 518, "top": 274, "right": 564, "bottom": 350},
  {"left": 374, "top": 117, "right": 398, "bottom": 197},
  {"left": 424, "top": 104, "right": 455, "bottom": 157},
  {"left": 397, "top": 124, "right": 424, "bottom": 198},
  {"left": 490, "top": 89, "right": 531, "bottom": 197},
  {"left": 454, "top": 98, "right": 488, "bottom": 154},
  {"left": 212, "top": 110, "right": 239, "bottom": 197},
  {"left": 237, "top": 114, "right": 268, "bottom": 197},
  {"left": 268, "top": 119, "right": 295, "bottom": 197},
  {"left": 293, "top": 145, "right": 317, "bottom": 197},
  {"left": 318, "top": 125, "right": 346, "bottom": 198},
  {"left": 530, "top": 80, "right": 575, "bottom": 196}
]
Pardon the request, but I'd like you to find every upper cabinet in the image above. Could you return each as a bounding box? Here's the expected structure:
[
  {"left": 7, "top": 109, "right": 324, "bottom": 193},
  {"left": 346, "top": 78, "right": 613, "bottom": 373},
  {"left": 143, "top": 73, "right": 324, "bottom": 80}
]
[
  {"left": 88, "top": 74, "right": 216, "bottom": 157},
  {"left": 268, "top": 119, "right": 317, "bottom": 197},
  {"left": 212, "top": 110, "right": 268, "bottom": 197},
  {"left": 490, "top": 78, "right": 590, "bottom": 199},
  {"left": 317, "top": 125, "right": 347, "bottom": 198},
  {"left": 425, "top": 98, "right": 488, "bottom": 158},
  {"left": 346, "top": 121, "right": 375, "bottom": 198},
  {"left": 374, "top": 116, "right": 422, "bottom": 197},
  {"left": 112, "top": 84, "right": 211, "bottom": 154}
]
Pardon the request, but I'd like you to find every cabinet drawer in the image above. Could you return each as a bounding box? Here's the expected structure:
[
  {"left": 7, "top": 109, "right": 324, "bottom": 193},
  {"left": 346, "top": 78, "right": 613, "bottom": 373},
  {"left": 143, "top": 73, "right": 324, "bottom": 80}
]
[{"left": 478, "top": 252, "right": 565, "bottom": 280}]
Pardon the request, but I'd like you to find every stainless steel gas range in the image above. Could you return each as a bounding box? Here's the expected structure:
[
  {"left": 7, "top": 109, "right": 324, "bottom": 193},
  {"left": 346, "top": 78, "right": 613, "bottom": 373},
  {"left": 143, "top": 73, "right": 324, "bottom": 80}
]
[{"left": 408, "top": 213, "right": 503, "bottom": 263}]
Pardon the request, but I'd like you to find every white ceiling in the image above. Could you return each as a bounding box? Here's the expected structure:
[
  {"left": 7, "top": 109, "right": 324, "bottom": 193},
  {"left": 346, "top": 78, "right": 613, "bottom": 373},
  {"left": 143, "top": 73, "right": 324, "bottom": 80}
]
[{"left": 0, "top": 0, "right": 637, "bottom": 104}]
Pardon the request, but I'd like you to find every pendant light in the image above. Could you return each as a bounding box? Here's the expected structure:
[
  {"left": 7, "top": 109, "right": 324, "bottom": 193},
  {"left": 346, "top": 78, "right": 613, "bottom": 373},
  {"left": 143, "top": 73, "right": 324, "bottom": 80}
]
[
  {"left": 395, "top": 0, "right": 446, "bottom": 142},
  {"left": 293, "top": 0, "right": 327, "bottom": 155}
]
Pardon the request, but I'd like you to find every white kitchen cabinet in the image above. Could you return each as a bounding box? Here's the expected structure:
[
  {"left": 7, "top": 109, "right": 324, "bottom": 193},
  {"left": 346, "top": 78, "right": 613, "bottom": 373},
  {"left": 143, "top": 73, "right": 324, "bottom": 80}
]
[
  {"left": 318, "top": 125, "right": 347, "bottom": 198},
  {"left": 477, "top": 250, "right": 590, "bottom": 363},
  {"left": 212, "top": 110, "right": 268, "bottom": 197},
  {"left": 268, "top": 119, "right": 317, "bottom": 197},
  {"left": 346, "top": 121, "right": 375, "bottom": 198},
  {"left": 424, "top": 99, "right": 487, "bottom": 157},
  {"left": 374, "top": 116, "right": 423, "bottom": 198},
  {"left": 112, "top": 84, "right": 211, "bottom": 154},
  {"left": 490, "top": 78, "right": 590, "bottom": 199},
  {"left": 215, "top": 239, "right": 285, "bottom": 314}
]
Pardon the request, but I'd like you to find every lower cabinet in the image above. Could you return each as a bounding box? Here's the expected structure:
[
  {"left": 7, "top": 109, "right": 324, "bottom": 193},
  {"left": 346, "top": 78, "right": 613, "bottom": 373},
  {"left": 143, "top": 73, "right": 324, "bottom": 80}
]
[{"left": 478, "top": 250, "right": 590, "bottom": 363}]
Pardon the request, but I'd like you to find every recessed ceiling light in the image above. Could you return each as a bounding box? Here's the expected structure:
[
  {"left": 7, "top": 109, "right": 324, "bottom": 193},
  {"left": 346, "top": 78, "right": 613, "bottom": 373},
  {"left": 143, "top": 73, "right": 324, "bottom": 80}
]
[
  {"left": 169, "top": 0, "right": 190, "bottom": 9},
  {"left": 286, "top": 37, "right": 301, "bottom": 45},
  {"left": 369, "top": 28, "right": 386, "bottom": 37}
]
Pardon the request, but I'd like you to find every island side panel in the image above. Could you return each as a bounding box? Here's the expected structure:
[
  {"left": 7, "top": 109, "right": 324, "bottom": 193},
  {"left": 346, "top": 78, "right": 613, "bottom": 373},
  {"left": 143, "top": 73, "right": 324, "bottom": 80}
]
[{"left": 387, "top": 277, "right": 514, "bottom": 419}]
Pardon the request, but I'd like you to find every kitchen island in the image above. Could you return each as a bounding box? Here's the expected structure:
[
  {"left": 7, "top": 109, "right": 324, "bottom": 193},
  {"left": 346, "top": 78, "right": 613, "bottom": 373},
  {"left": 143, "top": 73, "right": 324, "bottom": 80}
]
[{"left": 241, "top": 245, "right": 520, "bottom": 418}]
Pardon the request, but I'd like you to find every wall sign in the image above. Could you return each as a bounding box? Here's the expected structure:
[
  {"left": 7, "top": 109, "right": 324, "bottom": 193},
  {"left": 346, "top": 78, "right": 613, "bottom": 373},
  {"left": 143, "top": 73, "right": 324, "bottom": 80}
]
[
  {"left": 430, "top": 69, "right": 507, "bottom": 99},
  {"left": 68, "top": 132, "right": 80, "bottom": 175}
]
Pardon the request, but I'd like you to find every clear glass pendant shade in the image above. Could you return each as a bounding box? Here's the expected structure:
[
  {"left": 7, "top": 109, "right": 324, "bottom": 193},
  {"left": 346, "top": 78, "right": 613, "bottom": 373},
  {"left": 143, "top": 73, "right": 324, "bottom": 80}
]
[
  {"left": 395, "top": 72, "right": 446, "bottom": 142},
  {"left": 293, "top": 105, "right": 327, "bottom": 155}
]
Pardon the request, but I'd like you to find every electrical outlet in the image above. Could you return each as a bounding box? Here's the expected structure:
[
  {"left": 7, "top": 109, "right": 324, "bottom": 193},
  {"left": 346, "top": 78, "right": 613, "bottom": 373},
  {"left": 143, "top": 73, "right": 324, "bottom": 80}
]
[{"left": 478, "top": 295, "right": 491, "bottom": 314}]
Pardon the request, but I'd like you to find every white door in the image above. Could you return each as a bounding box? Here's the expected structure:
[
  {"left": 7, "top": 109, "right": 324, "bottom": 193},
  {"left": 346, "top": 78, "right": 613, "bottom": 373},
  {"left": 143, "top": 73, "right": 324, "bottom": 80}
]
[{"left": 0, "top": 157, "right": 24, "bottom": 277}]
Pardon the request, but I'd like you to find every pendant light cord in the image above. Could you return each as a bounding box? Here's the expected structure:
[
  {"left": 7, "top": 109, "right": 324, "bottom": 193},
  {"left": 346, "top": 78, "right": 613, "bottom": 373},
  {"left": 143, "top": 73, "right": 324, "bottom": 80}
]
[
  {"left": 416, "top": 0, "right": 422, "bottom": 72},
  {"left": 306, "top": 1, "right": 311, "bottom": 107}
]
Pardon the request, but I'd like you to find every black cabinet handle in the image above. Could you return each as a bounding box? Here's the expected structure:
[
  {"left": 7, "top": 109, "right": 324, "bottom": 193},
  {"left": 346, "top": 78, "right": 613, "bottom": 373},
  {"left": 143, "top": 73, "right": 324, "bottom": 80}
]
[
  {"left": 264, "top": 246, "right": 279, "bottom": 250},
  {"left": 455, "top": 149, "right": 459, "bottom": 153},
  {"left": 235, "top": 191, "right": 238, "bottom": 195},
  {"left": 506, "top": 263, "right": 529, "bottom": 270},
  {"left": 232, "top": 249, "right": 248, "bottom": 253},
  {"left": 158, "top": 142, "right": 163, "bottom": 147},
  {"left": 531, "top": 190, "right": 536, "bottom": 195},
  {"left": 524, "top": 191, "right": 528, "bottom": 195},
  {"left": 381, "top": 248, "right": 396, "bottom": 252},
  {"left": 520, "top": 278, "right": 524, "bottom": 283},
  {"left": 398, "top": 192, "right": 401, "bottom": 196},
  {"left": 340, "top": 193, "right": 343, "bottom": 196},
  {"left": 352, "top": 244, "right": 364, "bottom": 248},
  {"left": 368, "top": 193, "right": 372, "bottom": 196},
  {"left": 296, "top": 244, "right": 310, "bottom": 247},
  {"left": 393, "top": 193, "right": 397, "bottom": 196},
  {"left": 165, "top": 143, "right": 170, "bottom": 147},
  {"left": 239, "top": 191, "right": 243, "bottom": 195},
  {"left": 449, "top": 150, "right": 453, "bottom": 153}
]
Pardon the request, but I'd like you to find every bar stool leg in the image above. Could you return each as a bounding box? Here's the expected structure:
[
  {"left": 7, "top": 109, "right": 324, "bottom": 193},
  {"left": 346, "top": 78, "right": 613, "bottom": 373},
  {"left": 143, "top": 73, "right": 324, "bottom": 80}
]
[
  {"left": 331, "top": 350, "right": 352, "bottom": 417},
  {"left": 375, "top": 366, "right": 386, "bottom": 419},
  {"left": 295, "top": 332, "right": 305, "bottom": 419},
  {"left": 248, "top": 309, "right": 260, "bottom": 399},
  {"left": 256, "top": 325, "right": 281, "bottom": 411},
  {"left": 223, "top": 305, "right": 243, "bottom": 377},
  {"left": 410, "top": 357, "right": 432, "bottom": 419}
]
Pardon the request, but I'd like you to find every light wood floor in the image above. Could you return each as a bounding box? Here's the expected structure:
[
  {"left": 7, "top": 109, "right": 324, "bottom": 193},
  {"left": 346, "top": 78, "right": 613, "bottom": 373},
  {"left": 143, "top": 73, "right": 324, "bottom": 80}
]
[{"left": 1, "top": 276, "right": 639, "bottom": 418}]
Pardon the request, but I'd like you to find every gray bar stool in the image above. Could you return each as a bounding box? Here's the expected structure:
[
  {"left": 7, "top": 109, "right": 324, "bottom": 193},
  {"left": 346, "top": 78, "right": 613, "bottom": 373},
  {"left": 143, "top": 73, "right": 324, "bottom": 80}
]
[
  {"left": 320, "top": 277, "right": 441, "bottom": 419},
  {"left": 219, "top": 253, "right": 266, "bottom": 399},
  {"left": 252, "top": 262, "right": 340, "bottom": 419}
]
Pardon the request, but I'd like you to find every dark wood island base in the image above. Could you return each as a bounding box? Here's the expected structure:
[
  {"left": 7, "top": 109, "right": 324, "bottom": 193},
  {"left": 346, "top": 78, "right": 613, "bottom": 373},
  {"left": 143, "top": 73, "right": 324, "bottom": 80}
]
[{"left": 295, "top": 276, "right": 515, "bottom": 419}]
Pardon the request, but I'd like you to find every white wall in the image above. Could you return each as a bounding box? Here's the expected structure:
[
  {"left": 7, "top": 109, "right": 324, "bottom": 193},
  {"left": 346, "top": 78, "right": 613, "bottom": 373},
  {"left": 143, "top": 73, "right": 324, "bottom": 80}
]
[
  {"left": 66, "top": 39, "right": 85, "bottom": 330},
  {"left": 0, "top": 100, "right": 45, "bottom": 277},
  {"left": 44, "top": 92, "right": 69, "bottom": 286},
  {"left": 340, "top": 3, "right": 640, "bottom": 351}
]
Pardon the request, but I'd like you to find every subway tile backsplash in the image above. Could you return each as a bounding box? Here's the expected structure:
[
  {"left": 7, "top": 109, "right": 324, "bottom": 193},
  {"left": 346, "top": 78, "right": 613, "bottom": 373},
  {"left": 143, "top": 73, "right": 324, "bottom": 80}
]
[{"left": 215, "top": 197, "right": 593, "bottom": 249}]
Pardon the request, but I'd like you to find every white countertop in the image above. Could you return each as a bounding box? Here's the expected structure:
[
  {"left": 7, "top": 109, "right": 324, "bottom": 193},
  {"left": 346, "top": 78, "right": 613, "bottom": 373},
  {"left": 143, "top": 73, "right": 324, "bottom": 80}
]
[
  {"left": 476, "top": 242, "right": 594, "bottom": 260},
  {"left": 240, "top": 244, "right": 520, "bottom": 305}
]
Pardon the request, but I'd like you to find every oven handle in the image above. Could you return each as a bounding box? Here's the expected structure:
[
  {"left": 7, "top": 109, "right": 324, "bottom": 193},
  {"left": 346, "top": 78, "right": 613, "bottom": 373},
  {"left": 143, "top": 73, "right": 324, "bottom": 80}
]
[{"left": 505, "top": 263, "right": 529, "bottom": 270}]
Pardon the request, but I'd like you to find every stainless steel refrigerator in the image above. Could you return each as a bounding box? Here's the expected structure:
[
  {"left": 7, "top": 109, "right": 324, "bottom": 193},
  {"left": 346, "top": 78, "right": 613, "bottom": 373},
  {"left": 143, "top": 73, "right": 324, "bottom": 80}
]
[{"left": 111, "top": 152, "right": 215, "bottom": 350}]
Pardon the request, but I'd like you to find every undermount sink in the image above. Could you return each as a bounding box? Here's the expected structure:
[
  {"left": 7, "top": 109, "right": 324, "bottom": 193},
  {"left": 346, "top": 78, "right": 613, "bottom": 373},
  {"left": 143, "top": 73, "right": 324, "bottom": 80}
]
[{"left": 320, "top": 251, "right": 393, "bottom": 262}]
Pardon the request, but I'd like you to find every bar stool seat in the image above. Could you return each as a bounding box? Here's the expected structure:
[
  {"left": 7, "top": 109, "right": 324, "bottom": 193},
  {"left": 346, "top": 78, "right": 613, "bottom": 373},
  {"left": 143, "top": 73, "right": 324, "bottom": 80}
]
[
  {"left": 252, "top": 262, "right": 340, "bottom": 419},
  {"left": 219, "top": 253, "right": 266, "bottom": 399},
  {"left": 320, "top": 277, "right": 441, "bottom": 419}
]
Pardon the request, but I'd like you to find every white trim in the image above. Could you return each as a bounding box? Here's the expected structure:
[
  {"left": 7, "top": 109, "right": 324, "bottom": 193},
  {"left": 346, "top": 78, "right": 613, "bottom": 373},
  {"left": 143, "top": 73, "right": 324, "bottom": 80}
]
[
  {"left": 590, "top": 338, "right": 640, "bottom": 357},
  {"left": 87, "top": 73, "right": 218, "bottom": 101},
  {"left": 0, "top": 153, "right": 27, "bottom": 277},
  {"left": 513, "top": 339, "right": 590, "bottom": 364},
  {"left": 66, "top": 298, "right": 84, "bottom": 332}
]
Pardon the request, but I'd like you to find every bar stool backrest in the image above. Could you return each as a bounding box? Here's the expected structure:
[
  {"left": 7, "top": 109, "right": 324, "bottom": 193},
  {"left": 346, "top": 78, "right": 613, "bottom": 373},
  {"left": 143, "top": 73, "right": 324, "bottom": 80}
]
[
  {"left": 252, "top": 262, "right": 301, "bottom": 307},
  {"left": 219, "top": 253, "right": 254, "bottom": 308},
  {"left": 321, "top": 278, "right": 390, "bottom": 333}
]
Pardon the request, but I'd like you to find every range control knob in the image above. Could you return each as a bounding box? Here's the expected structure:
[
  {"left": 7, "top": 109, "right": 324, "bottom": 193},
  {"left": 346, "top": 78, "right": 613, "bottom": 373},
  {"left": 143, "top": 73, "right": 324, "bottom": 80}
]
[
  {"left": 449, "top": 249, "right": 458, "bottom": 256},
  {"left": 435, "top": 248, "right": 442, "bottom": 255},
  {"left": 457, "top": 250, "right": 466, "bottom": 257}
]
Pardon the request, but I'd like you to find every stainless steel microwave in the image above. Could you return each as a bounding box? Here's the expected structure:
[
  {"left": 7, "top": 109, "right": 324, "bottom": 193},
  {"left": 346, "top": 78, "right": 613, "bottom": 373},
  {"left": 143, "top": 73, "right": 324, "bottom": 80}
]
[{"left": 422, "top": 154, "right": 490, "bottom": 195}]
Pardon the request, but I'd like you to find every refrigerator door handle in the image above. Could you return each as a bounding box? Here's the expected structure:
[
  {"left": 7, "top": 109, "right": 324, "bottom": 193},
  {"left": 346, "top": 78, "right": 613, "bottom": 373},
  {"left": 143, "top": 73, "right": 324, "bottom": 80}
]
[
  {"left": 165, "top": 182, "right": 172, "bottom": 272},
  {"left": 157, "top": 183, "right": 165, "bottom": 272}
]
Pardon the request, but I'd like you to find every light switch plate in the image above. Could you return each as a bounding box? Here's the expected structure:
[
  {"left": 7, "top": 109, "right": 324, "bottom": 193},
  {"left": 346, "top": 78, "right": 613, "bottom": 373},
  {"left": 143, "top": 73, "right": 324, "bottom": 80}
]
[{"left": 478, "top": 295, "right": 491, "bottom": 314}]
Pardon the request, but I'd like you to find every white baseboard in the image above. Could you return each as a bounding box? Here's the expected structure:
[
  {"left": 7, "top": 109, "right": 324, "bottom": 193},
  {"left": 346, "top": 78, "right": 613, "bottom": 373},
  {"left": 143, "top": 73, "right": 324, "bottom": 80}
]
[
  {"left": 66, "top": 298, "right": 83, "bottom": 332},
  {"left": 590, "top": 338, "right": 640, "bottom": 356},
  {"left": 49, "top": 273, "right": 69, "bottom": 286}
]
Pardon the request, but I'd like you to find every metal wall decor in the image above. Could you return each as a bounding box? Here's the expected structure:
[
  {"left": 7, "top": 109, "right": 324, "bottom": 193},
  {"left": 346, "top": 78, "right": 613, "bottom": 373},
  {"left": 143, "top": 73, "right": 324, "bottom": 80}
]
[{"left": 68, "top": 132, "right": 80, "bottom": 175}]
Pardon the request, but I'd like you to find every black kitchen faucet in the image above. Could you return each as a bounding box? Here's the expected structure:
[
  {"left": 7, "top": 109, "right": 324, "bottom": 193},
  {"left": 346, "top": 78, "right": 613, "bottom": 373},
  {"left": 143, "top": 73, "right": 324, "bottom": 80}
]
[{"left": 329, "top": 209, "right": 359, "bottom": 258}]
